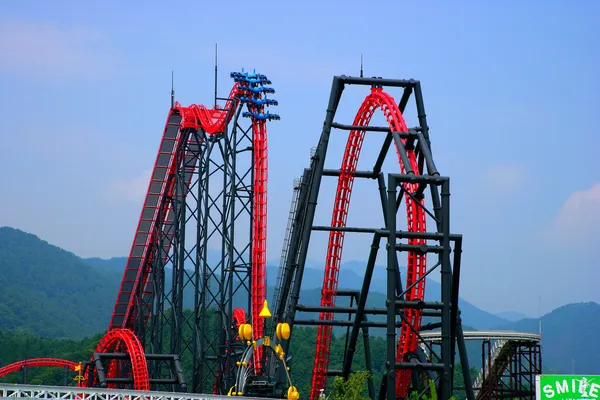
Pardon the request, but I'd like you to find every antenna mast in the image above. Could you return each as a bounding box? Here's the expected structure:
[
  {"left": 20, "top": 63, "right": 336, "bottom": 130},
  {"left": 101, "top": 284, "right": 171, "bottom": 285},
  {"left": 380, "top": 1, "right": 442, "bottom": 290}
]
[
  {"left": 360, "top": 53, "right": 363, "bottom": 77},
  {"left": 171, "top": 70, "right": 175, "bottom": 108},
  {"left": 214, "top": 43, "right": 218, "bottom": 107}
]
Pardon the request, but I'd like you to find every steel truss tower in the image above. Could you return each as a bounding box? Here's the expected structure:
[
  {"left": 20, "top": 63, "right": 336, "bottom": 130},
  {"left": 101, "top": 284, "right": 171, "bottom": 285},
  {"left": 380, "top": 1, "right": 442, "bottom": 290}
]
[
  {"left": 144, "top": 119, "right": 256, "bottom": 394},
  {"left": 478, "top": 340, "right": 542, "bottom": 400},
  {"left": 102, "top": 72, "right": 279, "bottom": 395},
  {"left": 273, "top": 75, "right": 475, "bottom": 400}
]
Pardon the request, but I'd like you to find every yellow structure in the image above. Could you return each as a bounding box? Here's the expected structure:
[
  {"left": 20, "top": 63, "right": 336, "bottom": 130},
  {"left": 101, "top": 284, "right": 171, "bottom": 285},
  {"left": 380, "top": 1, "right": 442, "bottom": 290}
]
[
  {"left": 228, "top": 299, "right": 299, "bottom": 398},
  {"left": 259, "top": 299, "right": 272, "bottom": 318}
]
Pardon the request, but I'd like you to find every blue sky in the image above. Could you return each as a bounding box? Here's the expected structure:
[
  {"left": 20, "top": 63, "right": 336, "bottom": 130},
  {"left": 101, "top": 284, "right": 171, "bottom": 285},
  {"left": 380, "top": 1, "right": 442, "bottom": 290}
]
[{"left": 0, "top": 0, "right": 598, "bottom": 317}]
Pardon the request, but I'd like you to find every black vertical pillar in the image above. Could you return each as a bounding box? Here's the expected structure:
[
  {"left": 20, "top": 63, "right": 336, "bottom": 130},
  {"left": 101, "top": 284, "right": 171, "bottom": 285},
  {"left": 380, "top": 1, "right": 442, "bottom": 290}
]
[
  {"left": 440, "top": 178, "right": 452, "bottom": 400},
  {"left": 386, "top": 174, "right": 398, "bottom": 400}
]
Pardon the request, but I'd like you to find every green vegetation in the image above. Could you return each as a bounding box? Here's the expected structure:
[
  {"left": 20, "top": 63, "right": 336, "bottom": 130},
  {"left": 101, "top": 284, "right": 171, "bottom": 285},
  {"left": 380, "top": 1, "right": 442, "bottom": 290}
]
[
  {"left": 330, "top": 371, "right": 371, "bottom": 400},
  {"left": 328, "top": 372, "right": 465, "bottom": 400},
  {"left": 0, "top": 227, "right": 120, "bottom": 339},
  {"left": 0, "top": 321, "right": 474, "bottom": 399},
  {"left": 0, "top": 330, "right": 103, "bottom": 385}
]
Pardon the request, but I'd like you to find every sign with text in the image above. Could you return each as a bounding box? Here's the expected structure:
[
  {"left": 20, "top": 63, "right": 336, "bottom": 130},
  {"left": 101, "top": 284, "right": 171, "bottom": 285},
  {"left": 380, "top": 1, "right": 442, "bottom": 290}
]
[{"left": 537, "top": 375, "right": 600, "bottom": 400}]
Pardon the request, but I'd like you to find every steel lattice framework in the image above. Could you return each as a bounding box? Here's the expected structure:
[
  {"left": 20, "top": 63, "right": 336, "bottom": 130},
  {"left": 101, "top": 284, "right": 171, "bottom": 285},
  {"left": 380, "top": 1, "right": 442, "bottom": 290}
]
[
  {"left": 0, "top": 70, "right": 285, "bottom": 397},
  {"left": 3, "top": 73, "right": 544, "bottom": 400},
  {"left": 475, "top": 339, "right": 541, "bottom": 400},
  {"left": 271, "top": 75, "right": 475, "bottom": 400},
  {"left": 419, "top": 330, "right": 543, "bottom": 400},
  {"left": 82, "top": 71, "right": 280, "bottom": 394}
]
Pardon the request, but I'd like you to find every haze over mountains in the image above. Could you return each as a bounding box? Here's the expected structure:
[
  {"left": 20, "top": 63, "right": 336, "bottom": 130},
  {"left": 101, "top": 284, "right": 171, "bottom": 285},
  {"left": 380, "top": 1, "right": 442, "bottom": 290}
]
[
  {"left": 1, "top": 226, "right": 598, "bottom": 375},
  {"left": 85, "top": 251, "right": 513, "bottom": 331}
]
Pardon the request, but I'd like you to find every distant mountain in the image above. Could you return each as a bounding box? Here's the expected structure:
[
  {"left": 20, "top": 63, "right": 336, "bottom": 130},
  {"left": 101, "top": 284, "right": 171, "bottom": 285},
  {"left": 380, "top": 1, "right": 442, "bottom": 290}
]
[
  {"left": 495, "top": 302, "right": 600, "bottom": 375},
  {"left": 0, "top": 227, "right": 119, "bottom": 339},
  {"left": 84, "top": 255, "right": 507, "bottom": 330},
  {"left": 265, "top": 259, "right": 509, "bottom": 330},
  {"left": 495, "top": 311, "right": 530, "bottom": 322},
  {"left": 85, "top": 256, "right": 127, "bottom": 277}
]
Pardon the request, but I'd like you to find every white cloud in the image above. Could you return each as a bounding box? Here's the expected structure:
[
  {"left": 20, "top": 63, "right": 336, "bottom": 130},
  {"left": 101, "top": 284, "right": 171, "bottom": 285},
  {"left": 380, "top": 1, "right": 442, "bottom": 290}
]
[
  {"left": 107, "top": 169, "right": 152, "bottom": 203},
  {"left": 546, "top": 183, "right": 600, "bottom": 246},
  {"left": 0, "top": 17, "right": 115, "bottom": 81}
]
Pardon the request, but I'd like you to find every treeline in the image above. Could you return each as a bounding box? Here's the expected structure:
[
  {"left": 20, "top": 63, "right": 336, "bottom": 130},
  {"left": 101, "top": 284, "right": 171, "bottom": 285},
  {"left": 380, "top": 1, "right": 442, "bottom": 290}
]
[
  {"left": 0, "top": 309, "right": 478, "bottom": 399},
  {"left": 0, "top": 330, "right": 103, "bottom": 385}
]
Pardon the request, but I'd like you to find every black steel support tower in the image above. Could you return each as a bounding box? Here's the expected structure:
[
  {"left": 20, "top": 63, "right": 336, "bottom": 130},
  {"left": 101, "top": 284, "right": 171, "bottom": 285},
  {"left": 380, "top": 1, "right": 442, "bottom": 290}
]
[
  {"left": 272, "top": 75, "right": 475, "bottom": 400},
  {"left": 478, "top": 339, "right": 542, "bottom": 400},
  {"left": 136, "top": 103, "right": 256, "bottom": 393}
]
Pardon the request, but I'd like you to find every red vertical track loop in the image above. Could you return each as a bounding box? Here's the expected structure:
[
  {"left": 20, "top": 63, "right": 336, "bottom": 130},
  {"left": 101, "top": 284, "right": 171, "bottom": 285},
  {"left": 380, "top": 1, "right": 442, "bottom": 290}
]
[
  {"left": 83, "top": 328, "right": 150, "bottom": 391},
  {"left": 310, "top": 88, "right": 426, "bottom": 399},
  {"left": 251, "top": 118, "right": 268, "bottom": 372}
]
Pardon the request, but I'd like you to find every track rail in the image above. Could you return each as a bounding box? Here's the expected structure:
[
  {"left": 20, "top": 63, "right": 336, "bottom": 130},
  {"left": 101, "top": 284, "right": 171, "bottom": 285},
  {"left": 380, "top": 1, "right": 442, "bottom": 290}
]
[
  {"left": 106, "top": 72, "right": 277, "bottom": 372},
  {"left": 273, "top": 179, "right": 302, "bottom": 317},
  {"left": 0, "top": 358, "right": 79, "bottom": 378},
  {"left": 311, "top": 87, "right": 427, "bottom": 399},
  {"left": 419, "top": 330, "right": 541, "bottom": 400},
  {"left": 419, "top": 330, "right": 541, "bottom": 343},
  {"left": 83, "top": 328, "right": 150, "bottom": 391},
  {"left": 109, "top": 83, "right": 244, "bottom": 331}
]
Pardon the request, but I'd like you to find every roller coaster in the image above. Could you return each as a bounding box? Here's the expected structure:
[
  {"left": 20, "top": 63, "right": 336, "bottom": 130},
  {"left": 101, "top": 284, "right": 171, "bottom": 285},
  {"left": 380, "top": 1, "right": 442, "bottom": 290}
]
[{"left": 0, "top": 71, "right": 542, "bottom": 400}]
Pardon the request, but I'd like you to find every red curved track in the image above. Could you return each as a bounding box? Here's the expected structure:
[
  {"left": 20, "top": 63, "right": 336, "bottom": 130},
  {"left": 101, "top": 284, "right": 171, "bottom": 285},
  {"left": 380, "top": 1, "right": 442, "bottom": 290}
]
[
  {"left": 81, "top": 328, "right": 150, "bottom": 391},
  {"left": 233, "top": 308, "right": 248, "bottom": 331},
  {"left": 310, "top": 87, "right": 427, "bottom": 399},
  {"left": 0, "top": 358, "right": 79, "bottom": 378}
]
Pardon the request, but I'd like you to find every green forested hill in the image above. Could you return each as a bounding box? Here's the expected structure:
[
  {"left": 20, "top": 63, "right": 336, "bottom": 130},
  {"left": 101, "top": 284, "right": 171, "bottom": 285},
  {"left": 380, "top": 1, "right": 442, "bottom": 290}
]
[
  {"left": 0, "top": 227, "right": 119, "bottom": 339},
  {"left": 496, "top": 302, "right": 600, "bottom": 374}
]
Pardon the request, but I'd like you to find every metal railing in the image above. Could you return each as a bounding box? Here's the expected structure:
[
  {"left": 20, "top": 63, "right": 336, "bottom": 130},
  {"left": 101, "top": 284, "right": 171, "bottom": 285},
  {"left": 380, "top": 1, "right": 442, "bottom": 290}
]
[{"left": 0, "top": 383, "right": 263, "bottom": 400}]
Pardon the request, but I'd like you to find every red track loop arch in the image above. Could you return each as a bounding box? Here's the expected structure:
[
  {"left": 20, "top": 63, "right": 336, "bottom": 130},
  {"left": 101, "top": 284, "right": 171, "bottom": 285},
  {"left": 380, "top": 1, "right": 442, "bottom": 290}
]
[
  {"left": 311, "top": 87, "right": 427, "bottom": 399},
  {"left": 233, "top": 308, "right": 248, "bottom": 330},
  {"left": 84, "top": 328, "right": 150, "bottom": 391},
  {"left": 0, "top": 358, "right": 79, "bottom": 378}
]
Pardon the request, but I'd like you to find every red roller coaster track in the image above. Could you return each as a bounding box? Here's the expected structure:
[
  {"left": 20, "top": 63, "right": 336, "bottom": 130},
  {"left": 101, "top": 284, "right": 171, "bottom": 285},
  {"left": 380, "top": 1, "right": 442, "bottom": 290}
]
[
  {"left": 84, "top": 328, "right": 150, "bottom": 391},
  {"left": 109, "top": 82, "right": 266, "bottom": 336},
  {"left": 0, "top": 358, "right": 79, "bottom": 378},
  {"left": 108, "top": 82, "right": 267, "bottom": 343},
  {"left": 310, "top": 87, "right": 427, "bottom": 399},
  {"left": 103, "top": 79, "right": 269, "bottom": 382}
]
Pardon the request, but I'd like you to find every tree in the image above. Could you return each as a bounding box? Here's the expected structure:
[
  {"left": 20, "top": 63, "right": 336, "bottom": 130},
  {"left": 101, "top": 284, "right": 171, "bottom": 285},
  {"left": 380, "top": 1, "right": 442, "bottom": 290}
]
[
  {"left": 409, "top": 380, "right": 458, "bottom": 400},
  {"left": 330, "top": 371, "right": 371, "bottom": 400}
]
